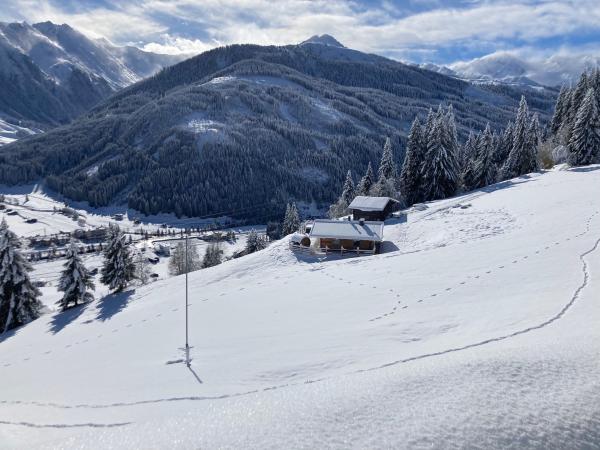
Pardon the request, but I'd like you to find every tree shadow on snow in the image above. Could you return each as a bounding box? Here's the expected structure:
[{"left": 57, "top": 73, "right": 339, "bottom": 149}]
[
  {"left": 479, "top": 175, "right": 539, "bottom": 195},
  {"left": 568, "top": 165, "right": 600, "bottom": 173},
  {"left": 49, "top": 303, "right": 89, "bottom": 334},
  {"left": 95, "top": 290, "right": 135, "bottom": 322}
]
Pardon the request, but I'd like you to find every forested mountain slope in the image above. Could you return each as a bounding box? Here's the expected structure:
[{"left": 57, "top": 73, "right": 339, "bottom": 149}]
[{"left": 0, "top": 40, "right": 557, "bottom": 220}]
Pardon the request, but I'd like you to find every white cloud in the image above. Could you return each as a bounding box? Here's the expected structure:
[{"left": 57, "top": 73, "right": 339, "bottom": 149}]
[
  {"left": 141, "top": 34, "right": 217, "bottom": 55},
  {"left": 1, "top": 0, "right": 599, "bottom": 67}
]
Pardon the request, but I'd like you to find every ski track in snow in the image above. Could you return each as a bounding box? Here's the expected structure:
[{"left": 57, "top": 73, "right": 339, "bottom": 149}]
[{"left": 2, "top": 210, "right": 598, "bottom": 415}]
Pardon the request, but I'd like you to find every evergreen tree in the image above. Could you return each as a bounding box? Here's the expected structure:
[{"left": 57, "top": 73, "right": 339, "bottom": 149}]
[
  {"left": 399, "top": 117, "right": 426, "bottom": 205},
  {"left": 567, "top": 73, "right": 589, "bottom": 133},
  {"left": 202, "top": 243, "right": 223, "bottom": 268},
  {"left": 328, "top": 171, "right": 355, "bottom": 219},
  {"left": 443, "top": 104, "right": 460, "bottom": 159},
  {"left": 527, "top": 113, "right": 542, "bottom": 161},
  {"left": 282, "top": 202, "right": 301, "bottom": 235},
  {"left": 550, "top": 85, "right": 571, "bottom": 134},
  {"left": 0, "top": 219, "right": 41, "bottom": 333},
  {"left": 421, "top": 116, "right": 459, "bottom": 201},
  {"left": 246, "top": 229, "right": 268, "bottom": 254},
  {"left": 471, "top": 124, "right": 497, "bottom": 189},
  {"left": 567, "top": 88, "right": 600, "bottom": 166},
  {"left": 378, "top": 137, "right": 397, "bottom": 181},
  {"left": 459, "top": 131, "right": 478, "bottom": 173},
  {"left": 341, "top": 170, "right": 355, "bottom": 205},
  {"left": 100, "top": 225, "right": 135, "bottom": 292},
  {"left": 356, "top": 162, "right": 375, "bottom": 196},
  {"left": 501, "top": 96, "right": 538, "bottom": 180},
  {"left": 494, "top": 121, "right": 514, "bottom": 166},
  {"left": 57, "top": 240, "right": 95, "bottom": 311}
]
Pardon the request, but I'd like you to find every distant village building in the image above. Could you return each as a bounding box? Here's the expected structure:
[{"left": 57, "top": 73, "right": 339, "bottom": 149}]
[
  {"left": 348, "top": 196, "right": 399, "bottom": 222},
  {"left": 308, "top": 219, "right": 384, "bottom": 254}
]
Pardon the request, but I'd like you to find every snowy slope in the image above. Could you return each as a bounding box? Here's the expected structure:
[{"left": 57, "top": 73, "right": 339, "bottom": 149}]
[{"left": 1, "top": 166, "right": 600, "bottom": 448}]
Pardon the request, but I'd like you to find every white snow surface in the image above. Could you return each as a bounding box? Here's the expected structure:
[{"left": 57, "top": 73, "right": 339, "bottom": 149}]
[{"left": 1, "top": 167, "right": 600, "bottom": 448}]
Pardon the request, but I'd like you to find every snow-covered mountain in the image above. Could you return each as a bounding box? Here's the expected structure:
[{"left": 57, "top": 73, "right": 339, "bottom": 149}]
[
  {"left": 300, "top": 34, "right": 346, "bottom": 48},
  {"left": 1, "top": 165, "right": 599, "bottom": 448},
  {"left": 0, "top": 21, "right": 183, "bottom": 145},
  {"left": 0, "top": 39, "right": 556, "bottom": 219},
  {"left": 447, "top": 51, "right": 600, "bottom": 87}
]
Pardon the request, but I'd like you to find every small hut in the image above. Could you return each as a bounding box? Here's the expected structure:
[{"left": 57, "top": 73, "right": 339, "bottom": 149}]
[{"left": 348, "top": 196, "right": 399, "bottom": 221}]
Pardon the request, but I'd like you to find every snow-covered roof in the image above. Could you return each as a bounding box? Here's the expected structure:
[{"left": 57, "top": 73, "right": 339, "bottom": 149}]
[
  {"left": 309, "top": 219, "right": 384, "bottom": 242},
  {"left": 348, "top": 196, "right": 397, "bottom": 212}
]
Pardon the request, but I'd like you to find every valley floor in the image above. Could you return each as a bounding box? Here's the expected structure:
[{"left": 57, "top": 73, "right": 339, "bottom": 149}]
[{"left": 1, "top": 166, "right": 600, "bottom": 449}]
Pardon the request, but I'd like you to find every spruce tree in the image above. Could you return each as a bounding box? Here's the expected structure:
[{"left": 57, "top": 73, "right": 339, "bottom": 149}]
[
  {"left": 282, "top": 203, "right": 300, "bottom": 235},
  {"left": 378, "top": 137, "right": 397, "bottom": 181},
  {"left": 567, "top": 88, "right": 600, "bottom": 166},
  {"left": 462, "top": 131, "right": 482, "bottom": 191},
  {"left": 459, "top": 131, "right": 478, "bottom": 173},
  {"left": 329, "top": 171, "right": 355, "bottom": 218},
  {"left": 400, "top": 117, "right": 425, "bottom": 205},
  {"left": 494, "top": 121, "right": 514, "bottom": 166},
  {"left": 550, "top": 85, "right": 571, "bottom": 134},
  {"left": 421, "top": 116, "right": 459, "bottom": 201},
  {"left": 472, "top": 124, "right": 497, "bottom": 189},
  {"left": 356, "top": 162, "right": 375, "bottom": 196},
  {"left": 202, "top": 243, "right": 223, "bottom": 269},
  {"left": 100, "top": 226, "right": 135, "bottom": 292},
  {"left": 501, "top": 96, "right": 538, "bottom": 180},
  {"left": 57, "top": 240, "right": 95, "bottom": 311},
  {"left": 246, "top": 230, "right": 268, "bottom": 254},
  {"left": 341, "top": 170, "right": 355, "bottom": 205},
  {"left": 0, "top": 219, "right": 41, "bottom": 333}
]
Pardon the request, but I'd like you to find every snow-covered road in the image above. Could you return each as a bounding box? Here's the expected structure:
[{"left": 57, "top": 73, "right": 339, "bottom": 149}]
[{"left": 1, "top": 166, "right": 600, "bottom": 449}]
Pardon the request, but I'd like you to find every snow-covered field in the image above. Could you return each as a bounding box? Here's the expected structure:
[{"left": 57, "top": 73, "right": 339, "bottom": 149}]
[{"left": 1, "top": 166, "right": 600, "bottom": 449}]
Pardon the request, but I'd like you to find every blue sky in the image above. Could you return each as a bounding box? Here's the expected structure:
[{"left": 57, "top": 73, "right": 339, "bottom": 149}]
[{"left": 1, "top": 0, "right": 599, "bottom": 67}]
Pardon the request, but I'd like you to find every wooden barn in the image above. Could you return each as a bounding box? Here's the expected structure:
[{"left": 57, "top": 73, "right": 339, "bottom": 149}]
[
  {"left": 308, "top": 219, "right": 384, "bottom": 254},
  {"left": 348, "top": 196, "right": 399, "bottom": 222}
]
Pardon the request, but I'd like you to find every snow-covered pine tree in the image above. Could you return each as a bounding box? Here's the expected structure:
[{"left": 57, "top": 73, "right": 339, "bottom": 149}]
[
  {"left": 356, "top": 162, "right": 375, "bottom": 196},
  {"left": 443, "top": 104, "right": 460, "bottom": 159},
  {"left": 550, "top": 85, "right": 572, "bottom": 135},
  {"left": 282, "top": 202, "right": 300, "bottom": 235},
  {"left": 0, "top": 219, "right": 41, "bottom": 333},
  {"left": 202, "top": 243, "right": 223, "bottom": 268},
  {"left": 565, "top": 73, "right": 589, "bottom": 138},
  {"left": 459, "top": 131, "right": 478, "bottom": 172},
  {"left": 567, "top": 88, "right": 600, "bottom": 166},
  {"left": 472, "top": 124, "right": 497, "bottom": 189},
  {"left": 328, "top": 171, "right": 355, "bottom": 219},
  {"left": 378, "top": 137, "right": 397, "bottom": 181},
  {"left": 57, "top": 240, "right": 94, "bottom": 311},
  {"left": 100, "top": 226, "right": 135, "bottom": 292},
  {"left": 501, "top": 96, "right": 538, "bottom": 180},
  {"left": 494, "top": 121, "right": 514, "bottom": 166},
  {"left": 461, "top": 131, "right": 482, "bottom": 191},
  {"left": 400, "top": 117, "right": 426, "bottom": 205},
  {"left": 245, "top": 229, "right": 268, "bottom": 254},
  {"left": 421, "top": 115, "right": 459, "bottom": 201},
  {"left": 527, "top": 113, "right": 542, "bottom": 162},
  {"left": 341, "top": 170, "right": 355, "bottom": 205},
  {"left": 373, "top": 137, "right": 398, "bottom": 198}
]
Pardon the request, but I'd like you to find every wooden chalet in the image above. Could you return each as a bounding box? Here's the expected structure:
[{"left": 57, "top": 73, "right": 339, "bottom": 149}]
[
  {"left": 308, "top": 218, "right": 384, "bottom": 254},
  {"left": 348, "top": 196, "right": 399, "bottom": 221}
]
